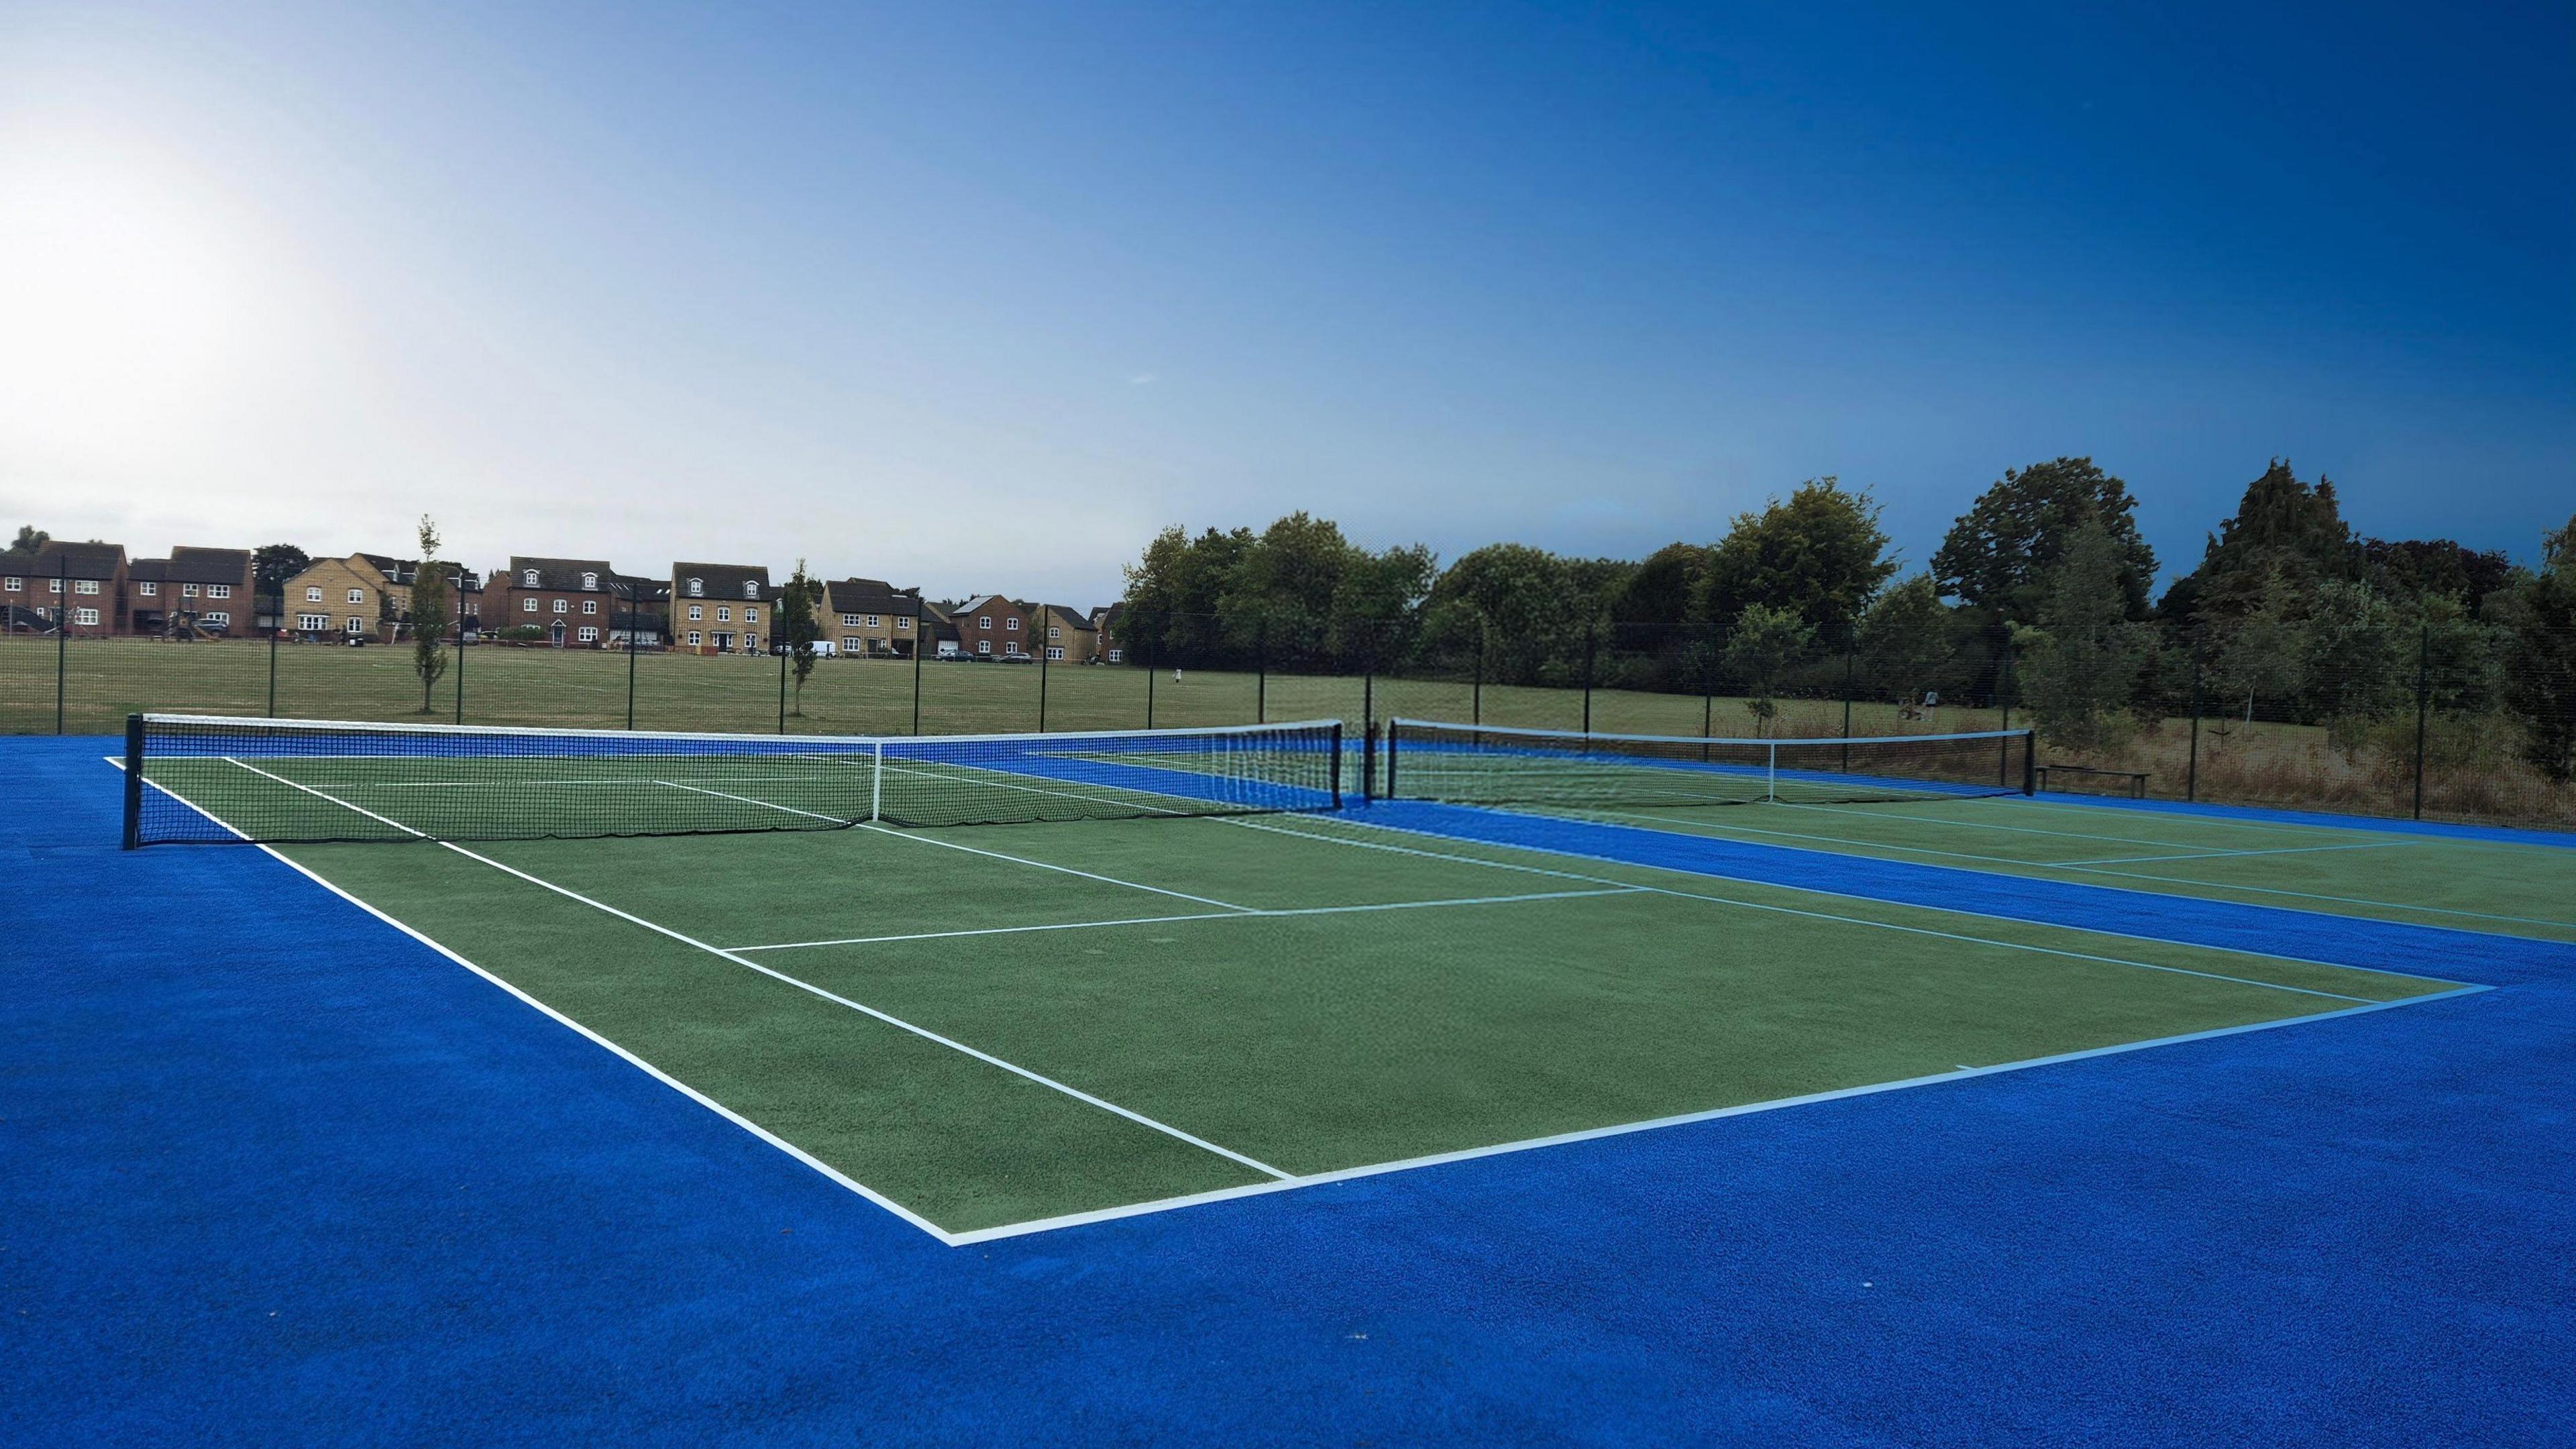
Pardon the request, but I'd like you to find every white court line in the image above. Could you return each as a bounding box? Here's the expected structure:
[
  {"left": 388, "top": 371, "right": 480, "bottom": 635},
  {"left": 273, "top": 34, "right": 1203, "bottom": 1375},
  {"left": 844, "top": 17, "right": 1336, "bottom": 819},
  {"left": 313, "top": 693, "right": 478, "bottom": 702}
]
[
  {"left": 652, "top": 778, "right": 853, "bottom": 824},
  {"left": 1234, "top": 816, "right": 2394, "bottom": 1003},
  {"left": 725, "top": 887, "right": 1644, "bottom": 953},
  {"left": 853, "top": 820, "right": 1258, "bottom": 912},
  {"left": 1556, "top": 801, "right": 2576, "bottom": 935},
  {"left": 215, "top": 757, "right": 1294, "bottom": 1185},
  {"left": 2066, "top": 841, "right": 2419, "bottom": 867}
]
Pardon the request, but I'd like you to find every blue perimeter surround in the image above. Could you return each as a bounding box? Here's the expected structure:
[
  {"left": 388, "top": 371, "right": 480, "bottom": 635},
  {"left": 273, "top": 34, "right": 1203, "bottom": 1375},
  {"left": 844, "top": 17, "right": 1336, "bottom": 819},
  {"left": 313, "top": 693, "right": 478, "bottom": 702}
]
[{"left": 8, "top": 735, "right": 2571, "bottom": 1446}]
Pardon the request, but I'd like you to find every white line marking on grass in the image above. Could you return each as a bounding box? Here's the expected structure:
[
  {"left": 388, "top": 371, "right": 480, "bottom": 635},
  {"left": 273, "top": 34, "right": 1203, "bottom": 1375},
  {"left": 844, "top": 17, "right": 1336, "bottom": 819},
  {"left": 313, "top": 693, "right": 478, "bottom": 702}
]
[
  {"left": 947, "top": 981, "right": 2493, "bottom": 1246},
  {"left": 726, "top": 888, "right": 1646, "bottom": 952},
  {"left": 1232, "top": 817, "right": 2398, "bottom": 1003},
  {"left": 854, "top": 821, "right": 1258, "bottom": 912},
  {"left": 2066, "top": 841, "right": 2419, "bottom": 867},
  {"left": 876, "top": 761, "right": 1192, "bottom": 816},
  {"left": 652, "top": 779, "right": 853, "bottom": 824},
  {"left": 217, "top": 757, "right": 1295, "bottom": 1183}
]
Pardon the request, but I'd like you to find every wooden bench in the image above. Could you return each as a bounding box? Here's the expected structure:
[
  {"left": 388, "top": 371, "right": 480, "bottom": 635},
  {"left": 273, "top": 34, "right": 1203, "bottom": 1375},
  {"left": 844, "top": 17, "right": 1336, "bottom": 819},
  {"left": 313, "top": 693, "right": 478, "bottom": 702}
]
[{"left": 2035, "top": 763, "right": 2149, "bottom": 799}]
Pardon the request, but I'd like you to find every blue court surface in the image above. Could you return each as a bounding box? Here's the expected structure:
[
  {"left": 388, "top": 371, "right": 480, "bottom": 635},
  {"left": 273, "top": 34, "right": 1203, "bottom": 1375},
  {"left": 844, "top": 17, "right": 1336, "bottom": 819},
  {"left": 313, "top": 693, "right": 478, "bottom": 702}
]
[{"left": 9, "top": 731, "right": 2573, "bottom": 1446}]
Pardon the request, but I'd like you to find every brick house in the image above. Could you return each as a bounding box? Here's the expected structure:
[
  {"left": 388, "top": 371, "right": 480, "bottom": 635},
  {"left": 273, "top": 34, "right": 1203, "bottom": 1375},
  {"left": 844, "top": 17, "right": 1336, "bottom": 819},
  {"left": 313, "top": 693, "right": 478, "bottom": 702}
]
[
  {"left": 491, "top": 556, "right": 651, "bottom": 648},
  {"left": 359, "top": 554, "right": 480, "bottom": 641},
  {"left": 0, "top": 541, "right": 129, "bottom": 636},
  {"left": 1030, "top": 603, "right": 1096, "bottom": 663},
  {"left": 125, "top": 547, "right": 255, "bottom": 639},
  {"left": 1091, "top": 602, "right": 1130, "bottom": 663},
  {"left": 816, "top": 578, "right": 924, "bottom": 658},
  {"left": 611, "top": 578, "right": 669, "bottom": 647},
  {"left": 949, "top": 594, "right": 1032, "bottom": 659},
  {"left": 670, "top": 562, "right": 776, "bottom": 654}
]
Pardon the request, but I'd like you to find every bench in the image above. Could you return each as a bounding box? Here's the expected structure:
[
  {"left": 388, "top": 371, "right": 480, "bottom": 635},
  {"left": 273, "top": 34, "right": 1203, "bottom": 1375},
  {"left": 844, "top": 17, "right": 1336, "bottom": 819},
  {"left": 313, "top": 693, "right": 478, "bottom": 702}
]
[{"left": 2035, "top": 763, "right": 2149, "bottom": 799}]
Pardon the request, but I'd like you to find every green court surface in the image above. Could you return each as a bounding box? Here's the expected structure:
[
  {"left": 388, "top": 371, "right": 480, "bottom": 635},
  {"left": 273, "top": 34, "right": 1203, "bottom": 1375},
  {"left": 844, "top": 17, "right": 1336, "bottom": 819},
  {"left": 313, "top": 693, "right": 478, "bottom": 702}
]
[
  {"left": 1513, "top": 793, "right": 2576, "bottom": 944},
  {"left": 262, "top": 806, "right": 2464, "bottom": 1242}
]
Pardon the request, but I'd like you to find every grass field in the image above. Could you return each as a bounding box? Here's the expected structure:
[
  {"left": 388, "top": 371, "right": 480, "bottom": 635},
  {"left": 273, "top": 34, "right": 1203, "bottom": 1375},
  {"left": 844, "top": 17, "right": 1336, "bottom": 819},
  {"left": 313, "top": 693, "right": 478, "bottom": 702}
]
[{"left": 129, "top": 746, "right": 2471, "bottom": 1242}]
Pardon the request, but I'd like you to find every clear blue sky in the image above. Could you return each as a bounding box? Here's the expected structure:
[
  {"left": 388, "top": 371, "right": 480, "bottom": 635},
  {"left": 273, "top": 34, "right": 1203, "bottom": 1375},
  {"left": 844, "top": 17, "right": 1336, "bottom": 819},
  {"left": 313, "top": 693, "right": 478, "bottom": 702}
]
[{"left": 2, "top": 1, "right": 2567, "bottom": 603}]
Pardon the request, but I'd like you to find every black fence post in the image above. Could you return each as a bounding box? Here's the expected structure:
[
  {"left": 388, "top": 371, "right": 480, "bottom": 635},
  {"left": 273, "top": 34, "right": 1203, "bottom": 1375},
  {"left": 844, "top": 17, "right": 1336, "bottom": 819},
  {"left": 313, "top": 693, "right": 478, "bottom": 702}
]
[
  {"left": 1362, "top": 661, "right": 1374, "bottom": 740},
  {"left": 1255, "top": 618, "right": 1267, "bottom": 725},
  {"left": 1471, "top": 618, "right": 1485, "bottom": 726},
  {"left": 266, "top": 591, "right": 280, "bottom": 718},
  {"left": 1581, "top": 625, "right": 1596, "bottom": 735},
  {"left": 2186, "top": 631, "right": 2202, "bottom": 803},
  {"left": 1038, "top": 636, "right": 1049, "bottom": 733},
  {"left": 911, "top": 596, "right": 925, "bottom": 736},
  {"left": 1840, "top": 634, "right": 1856, "bottom": 772},
  {"left": 55, "top": 553, "right": 68, "bottom": 734},
  {"left": 625, "top": 581, "right": 639, "bottom": 730},
  {"left": 1701, "top": 623, "right": 1717, "bottom": 756},
  {"left": 777, "top": 639, "right": 789, "bottom": 734},
  {"left": 1145, "top": 641, "right": 1157, "bottom": 729},
  {"left": 452, "top": 584, "right": 467, "bottom": 725},
  {"left": 1996, "top": 638, "right": 2014, "bottom": 733},
  {"left": 2412, "top": 622, "right": 2431, "bottom": 820}
]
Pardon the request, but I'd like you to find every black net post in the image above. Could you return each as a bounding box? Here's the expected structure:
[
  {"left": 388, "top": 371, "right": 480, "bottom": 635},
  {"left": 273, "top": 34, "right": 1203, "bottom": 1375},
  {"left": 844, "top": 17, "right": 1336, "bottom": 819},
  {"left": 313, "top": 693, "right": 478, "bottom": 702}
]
[
  {"left": 1382, "top": 718, "right": 1398, "bottom": 798},
  {"left": 2186, "top": 630, "right": 2202, "bottom": 802},
  {"left": 1330, "top": 721, "right": 1344, "bottom": 809},
  {"left": 2412, "top": 621, "right": 2431, "bottom": 820},
  {"left": 1360, "top": 722, "right": 1377, "bottom": 802},
  {"left": 121, "top": 713, "right": 144, "bottom": 849}
]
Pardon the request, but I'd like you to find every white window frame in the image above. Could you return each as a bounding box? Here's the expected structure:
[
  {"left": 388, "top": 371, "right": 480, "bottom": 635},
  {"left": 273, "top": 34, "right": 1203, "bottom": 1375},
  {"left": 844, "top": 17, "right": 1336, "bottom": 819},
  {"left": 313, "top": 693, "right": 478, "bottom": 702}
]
[
  {"left": 862, "top": 614, "right": 879, "bottom": 628},
  {"left": 582, "top": 599, "right": 597, "bottom": 614},
  {"left": 686, "top": 631, "right": 703, "bottom": 646},
  {"left": 745, "top": 581, "right": 760, "bottom": 598},
  {"left": 1107, "top": 648, "right": 1123, "bottom": 663},
  {"left": 841, "top": 613, "right": 862, "bottom": 627},
  {"left": 523, "top": 570, "right": 539, "bottom": 587},
  {"left": 347, "top": 588, "right": 364, "bottom": 604},
  {"left": 1, "top": 577, "right": 19, "bottom": 592},
  {"left": 523, "top": 598, "right": 539, "bottom": 613},
  {"left": 577, "top": 625, "right": 598, "bottom": 643},
  {"left": 298, "top": 613, "right": 327, "bottom": 631},
  {"left": 716, "top": 606, "right": 733, "bottom": 622},
  {"left": 345, "top": 616, "right": 366, "bottom": 634},
  {"left": 744, "top": 606, "right": 759, "bottom": 623},
  {"left": 73, "top": 606, "right": 100, "bottom": 625},
  {"left": 181, "top": 582, "right": 200, "bottom": 597},
  {"left": 208, "top": 584, "right": 231, "bottom": 599},
  {"left": 1006, "top": 617, "right": 1020, "bottom": 631},
  {"left": 581, "top": 572, "right": 598, "bottom": 590},
  {"left": 1045, "top": 645, "right": 1064, "bottom": 661},
  {"left": 76, "top": 579, "right": 101, "bottom": 595},
  {"left": 977, "top": 639, "right": 992, "bottom": 655},
  {"left": 140, "top": 581, "right": 159, "bottom": 597},
  {"left": 305, "top": 586, "right": 323, "bottom": 602},
  {"left": 896, "top": 616, "right": 911, "bottom": 631},
  {"left": 552, "top": 598, "right": 568, "bottom": 614},
  {"left": 687, "top": 578, "right": 704, "bottom": 596},
  {"left": 1048, "top": 625, "right": 1061, "bottom": 639},
  {"left": 688, "top": 604, "right": 704, "bottom": 621},
  {"left": 978, "top": 616, "right": 991, "bottom": 629}
]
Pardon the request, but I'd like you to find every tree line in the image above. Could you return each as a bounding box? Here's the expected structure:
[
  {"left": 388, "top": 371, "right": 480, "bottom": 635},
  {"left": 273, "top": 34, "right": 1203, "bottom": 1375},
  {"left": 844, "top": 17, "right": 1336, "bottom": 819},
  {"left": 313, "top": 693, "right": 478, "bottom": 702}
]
[{"left": 1119, "top": 458, "right": 2576, "bottom": 780}]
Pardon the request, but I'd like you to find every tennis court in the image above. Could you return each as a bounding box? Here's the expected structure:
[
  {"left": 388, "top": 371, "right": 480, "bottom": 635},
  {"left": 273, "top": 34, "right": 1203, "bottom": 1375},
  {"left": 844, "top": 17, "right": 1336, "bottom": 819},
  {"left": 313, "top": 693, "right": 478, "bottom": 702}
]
[{"left": 118, "top": 712, "right": 2476, "bottom": 1242}]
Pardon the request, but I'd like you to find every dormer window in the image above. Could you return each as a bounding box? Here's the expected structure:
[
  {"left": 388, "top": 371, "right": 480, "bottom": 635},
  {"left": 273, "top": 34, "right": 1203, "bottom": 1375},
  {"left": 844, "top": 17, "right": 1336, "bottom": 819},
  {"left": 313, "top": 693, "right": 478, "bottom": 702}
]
[
  {"left": 743, "top": 580, "right": 759, "bottom": 598},
  {"left": 688, "top": 578, "right": 704, "bottom": 596},
  {"left": 523, "top": 570, "right": 538, "bottom": 587},
  {"left": 581, "top": 572, "right": 598, "bottom": 590}
]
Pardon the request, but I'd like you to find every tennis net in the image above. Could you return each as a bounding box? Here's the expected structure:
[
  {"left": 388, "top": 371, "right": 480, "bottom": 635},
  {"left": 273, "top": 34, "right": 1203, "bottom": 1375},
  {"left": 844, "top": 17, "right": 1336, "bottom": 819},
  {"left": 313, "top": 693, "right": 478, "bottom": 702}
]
[
  {"left": 123, "top": 712, "right": 1343, "bottom": 846},
  {"left": 1378, "top": 718, "right": 2033, "bottom": 811}
]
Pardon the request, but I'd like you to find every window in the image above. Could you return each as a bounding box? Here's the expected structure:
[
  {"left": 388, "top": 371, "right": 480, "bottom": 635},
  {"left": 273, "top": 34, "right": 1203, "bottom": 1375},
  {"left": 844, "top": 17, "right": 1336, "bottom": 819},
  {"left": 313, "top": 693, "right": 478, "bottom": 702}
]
[
  {"left": 1048, "top": 625, "right": 1060, "bottom": 639},
  {"left": 305, "top": 586, "right": 323, "bottom": 602},
  {"left": 977, "top": 639, "right": 992, "bottom": 655},
  {"left": 687, "top": 604, "right": 703, "bottom": 621},
  {"left": 896, "top": 616, "right": 911, "bottom": 631},
  {"left": 181, "top": 582, "right": 200, "bottom": 597},
  {"left": 582, "top": 600, "right": 597, "bottom": 614},
  {"left": 47, "top": 578, "right": 62, "bottom": 593},
  {"left": 140, "top": 581, "right": 158, "bottom": 597},
  {"left": 744, "top": 606, "right": 759, "bottom": 624},
  {"left": 551, "top": 599, "right": 568, "bottom": 614},
  {"left": 347, "top": 588, "right": 364, "bottom": 604},
  {"left": 203, "top": 612, "right": 229, "bottom": 629},
  {"left": 744, "top": 581, "right": 759, "bottom": 598},
  {"left": 863, "top": 614, "right": 879, "bottom": 628},
  {"left": 577, "top": 626, "right": 598, "bottom": 643},
  {"left": 1046, "top": 646, "right": 1064, "bottom": 661},
  {"left": 523, "top": 570, "right": 539, "bottom": 586},
  {"left": 717, "top": 606, "right": 733, "bottom": 622},
  {"left": 1, "top": 576, "right": 19, "bottom": 592},
  {"left": 345, "top": 616, "right": 366, "bottom": 633},
  {"left": 207, "top": 584, "right": 230, "bottom": 599},
  {"left": 841, "top": 613, "right": 861, "bottom": 627},
  {"left": 76, "top": 579, "right": 100, "bottom": 595},
  {"left": 523, "top": 598, "right": 539, "bottom": 613},
  {"left": 298, "top": 613, "right": 327, "bottom": 631},
  {"left": 843, "top": 636, "right": 863, "bottom": 649},
  {"left": 687, "top": 578, "right": 703, "bottom": 596},
  {"left": 686, "top": 631, "right": 703, "bottom": 646},
  {"left": 978, "top": 616, "right": 991, "bottom": 629},
  {"left": 74, "top": 607, "right": 99, "bottom": 625},
  {"left": 580, "top": 572, "right": 597, "bottom": 590},
  {"left": 1006, "top": 617, "right": 1020, "bottom": 631},
  {"left": 1107, "top": 648, "right": 1122, "bottom": 663}
]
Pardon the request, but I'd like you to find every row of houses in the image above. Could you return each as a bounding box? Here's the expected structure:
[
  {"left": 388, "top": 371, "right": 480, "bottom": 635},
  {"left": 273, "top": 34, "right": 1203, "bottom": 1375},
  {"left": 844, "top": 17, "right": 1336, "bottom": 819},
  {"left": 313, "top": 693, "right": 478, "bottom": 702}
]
[{"left": 0, "top": 539, "right": 1130, "bottom": 663}]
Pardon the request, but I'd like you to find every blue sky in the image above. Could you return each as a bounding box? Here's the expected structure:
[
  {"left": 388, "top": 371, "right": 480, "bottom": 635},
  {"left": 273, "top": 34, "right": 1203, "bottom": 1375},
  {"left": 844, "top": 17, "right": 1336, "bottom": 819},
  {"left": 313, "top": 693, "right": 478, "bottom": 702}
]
[{"left": 1, "top": 1, "right": 2567, "bottom": 603}]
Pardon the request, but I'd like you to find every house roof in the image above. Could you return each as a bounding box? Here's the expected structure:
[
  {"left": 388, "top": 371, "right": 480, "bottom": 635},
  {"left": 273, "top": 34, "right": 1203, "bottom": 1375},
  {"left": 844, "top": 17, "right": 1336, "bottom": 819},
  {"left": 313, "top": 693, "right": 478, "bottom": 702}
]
[
  {"left": 0, "top": 541, "right": 125, "bottom": 580},
  {"left": 672, "top": 561, "right": 776, "bottom": 602},
  {"left": 503, "top": 556, "right": 617, "bottom": 592},
  {"left": 129, "top": 547, "right": 253, "bottom": 587},
  {"left": 822, "top": 578, "right": 922, "bottom": 616}
]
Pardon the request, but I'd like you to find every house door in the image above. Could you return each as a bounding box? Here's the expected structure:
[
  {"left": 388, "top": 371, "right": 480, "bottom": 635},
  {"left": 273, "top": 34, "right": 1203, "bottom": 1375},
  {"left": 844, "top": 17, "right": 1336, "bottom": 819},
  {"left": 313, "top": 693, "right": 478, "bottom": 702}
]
[{"left": 549, "top": 620, "right": 566, "bottom": 646}]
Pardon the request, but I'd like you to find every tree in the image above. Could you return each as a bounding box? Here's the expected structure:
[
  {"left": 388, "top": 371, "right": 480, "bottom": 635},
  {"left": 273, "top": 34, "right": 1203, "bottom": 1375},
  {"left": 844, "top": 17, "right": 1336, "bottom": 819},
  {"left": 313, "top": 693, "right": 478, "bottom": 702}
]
[
  {"left": 1615, "top": 543, "right": 1707, "bottom": 625},
  {"left": 12, "top": 525, "right": 47, "bottom": 552},
  {"left": 409, "top": 518, "right": 449, "bottom": 712},
  {"left": 2502, "top": 515, "right": 2576, "bottom": 781},
  {"left": 779, "top": 561, "right": 824, "bottom": 714},
  {"left": 1122, "top": 525, "right": 1255, "bottom": 666},
  {"left": 1858, "top": 573, "right": 1954, "bottom": 709},
  {"left": 1932, "top": 457, "right": 2156, "bottom": 625},
  {"left": 1722, "top": 603, "right": 1814, "bottom": 735},
  {"left": 1424, "top": 543, "right": 1602, "bottom": 686},
  {"left": 2210, "top": 571, "right": 2308, "bottom": 727},
  {"left": 2300, "top": 580, "right": 2407, "bottom": 724},
  {"left": 2363, "top": 538, "right": 2514, "bottom": 614},
  {"left": 1696, "top": 478, "right": 1896, "bottom": 637},
  {"left": 252, "top": 543, "right": 311, "bottom": 598},
  {"left": 1328, "top": 543, "right": 1437, "bottom": 666},
  {"left": 2018, "top": 521, "right": 2149, "bottom": 754},
  {"left": 2159, "top": 459, "right": 2358, "bottom": 627}
]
